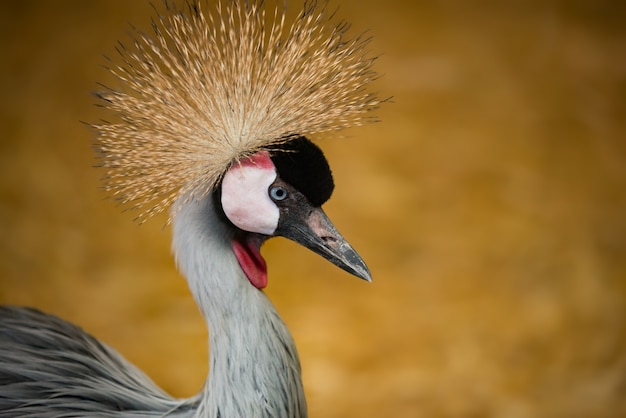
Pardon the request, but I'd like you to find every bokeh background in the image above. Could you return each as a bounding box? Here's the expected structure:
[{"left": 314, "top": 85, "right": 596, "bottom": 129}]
[{"left": 1, "top": 1, "right": 625, "bottom": 417}]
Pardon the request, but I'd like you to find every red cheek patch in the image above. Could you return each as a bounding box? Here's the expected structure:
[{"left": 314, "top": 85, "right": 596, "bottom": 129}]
[
  {"left": 232, "top": 238, "right": 268, "bottom": 289},
  {"left": 238, "top": 151, "right": 274, "bottom": 169}
]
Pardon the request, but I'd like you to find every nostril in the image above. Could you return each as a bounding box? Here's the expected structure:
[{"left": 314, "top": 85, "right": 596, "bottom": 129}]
[{"left": 321, "top": 235, "right": 338, "bottom": 245}]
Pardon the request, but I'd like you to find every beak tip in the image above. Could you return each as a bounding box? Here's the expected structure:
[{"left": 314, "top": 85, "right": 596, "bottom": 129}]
[{"left": 352, "top": 265, "right": 373, "bottom": 283}]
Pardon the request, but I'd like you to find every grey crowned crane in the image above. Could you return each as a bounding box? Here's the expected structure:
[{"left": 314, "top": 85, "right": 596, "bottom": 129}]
[{"left": 0, "top": 1, "right": 382, "bottom": 417}]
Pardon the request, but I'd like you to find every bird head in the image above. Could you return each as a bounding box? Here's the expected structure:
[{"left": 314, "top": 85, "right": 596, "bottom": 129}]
[
  {"left": 219, "top": 136, "right": 371, "bottom": 289},
  {"left": 93, "top": 1, "right": 383, "bottom": 289}
]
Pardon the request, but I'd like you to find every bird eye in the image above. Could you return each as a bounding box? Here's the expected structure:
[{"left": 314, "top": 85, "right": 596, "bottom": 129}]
[{"left": 269, "top": 186, "right": 288, "bottom": 201}]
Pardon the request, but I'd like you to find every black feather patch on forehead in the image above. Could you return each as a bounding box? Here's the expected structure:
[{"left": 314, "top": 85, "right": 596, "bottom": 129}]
[{"left": 270, "top": 137, "right": 334, "bottom": 206}]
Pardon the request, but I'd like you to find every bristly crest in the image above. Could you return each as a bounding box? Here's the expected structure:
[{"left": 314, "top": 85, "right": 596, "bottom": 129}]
[{"left": 93, "top": 0, "right": 382, "bottom": 221}]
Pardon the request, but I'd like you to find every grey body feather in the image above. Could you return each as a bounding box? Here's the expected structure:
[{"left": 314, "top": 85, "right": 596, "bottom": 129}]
[{"left": 0, "top": 305, "right": 197, "bottom": 417}]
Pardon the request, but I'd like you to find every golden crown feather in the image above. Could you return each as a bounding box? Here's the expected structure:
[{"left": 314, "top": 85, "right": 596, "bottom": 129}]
[{"left": 93, "top": 0, "right": 382, "bottom": 221}]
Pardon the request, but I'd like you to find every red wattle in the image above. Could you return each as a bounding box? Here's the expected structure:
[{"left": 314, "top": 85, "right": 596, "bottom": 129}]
[{"left": 232, "top": 239, "right": 268, "bottom": 289}]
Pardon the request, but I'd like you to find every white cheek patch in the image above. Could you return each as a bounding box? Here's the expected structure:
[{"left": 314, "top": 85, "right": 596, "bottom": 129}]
[{"left": 221, "top": 154, "right": 279, "bottom": 235}]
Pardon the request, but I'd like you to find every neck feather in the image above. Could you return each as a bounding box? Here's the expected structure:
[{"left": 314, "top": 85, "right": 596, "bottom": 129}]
[{"left": 171, "top": 195, "right": 307, "bottom": 418}]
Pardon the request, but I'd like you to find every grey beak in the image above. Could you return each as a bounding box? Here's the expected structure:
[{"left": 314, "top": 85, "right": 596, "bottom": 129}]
[{"left": 277, "top": 206, "right": 372, "bottom": 282}]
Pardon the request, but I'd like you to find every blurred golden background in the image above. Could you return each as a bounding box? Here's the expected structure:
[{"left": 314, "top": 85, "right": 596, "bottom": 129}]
[{"left": 1, "top": 1, "right": 625, "bottom": 417}]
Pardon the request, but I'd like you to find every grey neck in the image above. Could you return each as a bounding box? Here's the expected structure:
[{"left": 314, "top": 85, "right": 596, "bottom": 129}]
[{"left": 171, "top": 195, "right": 307, "bottom": 418}]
